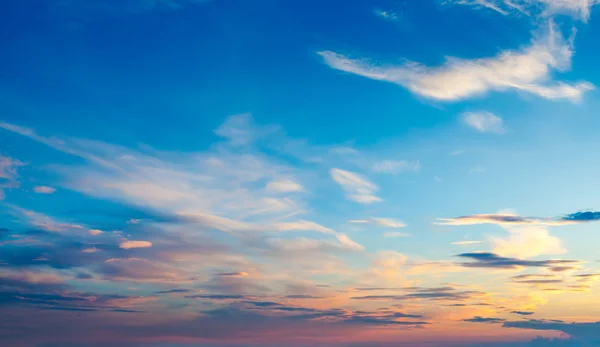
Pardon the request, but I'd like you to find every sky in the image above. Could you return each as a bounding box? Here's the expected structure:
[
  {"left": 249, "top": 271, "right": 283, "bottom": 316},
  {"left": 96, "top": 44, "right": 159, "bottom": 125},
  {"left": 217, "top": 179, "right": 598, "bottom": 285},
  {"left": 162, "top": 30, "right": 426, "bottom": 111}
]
[{"left": 2, "top": 0, "right": 600, "bottom": 346}]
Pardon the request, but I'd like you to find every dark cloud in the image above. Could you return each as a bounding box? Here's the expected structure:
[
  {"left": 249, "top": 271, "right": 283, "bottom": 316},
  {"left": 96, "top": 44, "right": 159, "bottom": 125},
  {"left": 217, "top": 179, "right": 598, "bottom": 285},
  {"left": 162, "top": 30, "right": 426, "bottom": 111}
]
[
  {"left": 185, "top": 294, "right": 246, "bottom": 300},
  {"left": 573, "top": 274, "right": 600, "bottom": 280},
  {"left": 464, "top": 316, "right": 506, "bottom": 324},
  {"left": 513, "top": 279, "right": 564, "bottom": 285},
  {"left": 0, "top": 275, "right": 145, "bottom": 313},
  {"left": 76, "top": 272, "right": 94, "bottom": 280},
  {"left": 457, "top": 253, "right": 578, "bottom": 269},
  {"left": 284, "top": 294, "right": 323, "bottom": 299},
  {"left": 440, "top": 210, "right": 600, "bottom": 227},
  {"left": 200, "top": 274, "right": 272, "bottom": 296},
  {"left": 155, "top": 288, "right": 192, "bottom": 294},
  {"left": 511, "top": 311, "right": 534, "bottom": 316},
  {"left": 214, "top": 272, "right": 247, "bottom": 277},
  {"left": 352, "top": 286, "right": 483, "bottom": 302},
  {"left": 549, "top": 266, "right": 579, "bottom": 272},
  {"left": 561, "top": 211, "right": 600, "bottom": 222},
  {"left": 513, "top": 274, "right": 557, "bottom": 280},
  {"left": 503, "top": 320, "right": 600, "bottom": 346},
  {"left": 343, "top": 316, "right": 428, "bottom": 326}
]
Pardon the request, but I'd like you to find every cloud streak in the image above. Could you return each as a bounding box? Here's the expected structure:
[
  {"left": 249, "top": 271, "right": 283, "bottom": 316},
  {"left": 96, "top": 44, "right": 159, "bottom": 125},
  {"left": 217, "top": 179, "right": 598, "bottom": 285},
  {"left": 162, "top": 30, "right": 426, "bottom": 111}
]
[
  {"left": 457, "top": 252, "right": 579, "bottom": 269},
  {"left": 319, "top": 22, "right": 592, "bottom": 102},
  {"left": 461, "top": 111, "right": 506, "bottom": 133},
  {"left": 330, "top": 168, "right": 382, "bottom": 204}
]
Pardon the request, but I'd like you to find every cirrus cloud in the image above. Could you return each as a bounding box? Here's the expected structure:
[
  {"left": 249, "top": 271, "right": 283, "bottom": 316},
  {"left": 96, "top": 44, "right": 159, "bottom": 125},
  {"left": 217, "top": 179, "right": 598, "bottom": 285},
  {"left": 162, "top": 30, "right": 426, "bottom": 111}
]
[{"left": 318, "top": 22, "right": 593, "bottom": 102}]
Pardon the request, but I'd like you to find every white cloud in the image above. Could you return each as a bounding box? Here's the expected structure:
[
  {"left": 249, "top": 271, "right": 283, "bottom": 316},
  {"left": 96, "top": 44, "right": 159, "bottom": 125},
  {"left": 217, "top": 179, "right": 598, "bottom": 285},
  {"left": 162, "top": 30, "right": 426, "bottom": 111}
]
[
  {"left": 265, "top": 179, "right": 304, "bottom": 193},
  {"left": 330, "top": 168, "right": 382, "bottom": 204},
  {"left": 318, "top": 22, "right": 593, "bottom": 102},
  {"left": 372, "top": 218, "right": 407, "bottom": 228},
  {"left": 275, "top": 220, "right": 364, "bottom": 250},
  {"left": 33, "top": 186, "right": 56, "bottom": 194},
  {"left": 335, "top": 233, "right": 365, "bottom": 250},
  {"left": 374, "top": 8, "right": 399, "bottom": 20},
  {"left": 0, "top": 154, "right": 23, "bottom": 200},
  {"left": 275, "top": 220, "right": 336, "bottom": 234},
  {"left": 0, "top": 118, "right": 306, "bottom": 231},
  {"left": 492, "top": 225, "right": 566, "bottom": 258},
  {"left": 350, "top": 218, "right": 407, "bottom": 228},
  {"left": 451, "top": 240, "right": 484, "bottom": 245},
  {"left": 372, "top": 160, "right": 421, "bottom": 174},
  {"left": 452, "top": 0, "right": 600, "bottom": 22},
  {"left": 383, "top": 231, "right": 412, "bottom": 237},
  {"left": 120, "top": 240, "right": 153, "bottom": 249},
  {"left": 461, "top": 111, "right": 506, "bottom": 133}
]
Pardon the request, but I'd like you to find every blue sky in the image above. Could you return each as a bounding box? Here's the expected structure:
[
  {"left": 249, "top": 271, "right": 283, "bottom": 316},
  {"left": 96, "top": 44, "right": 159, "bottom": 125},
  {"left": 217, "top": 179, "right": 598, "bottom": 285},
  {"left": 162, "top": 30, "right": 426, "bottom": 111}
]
[{"left": 2, "top": 1, "right": 600, "bottom": 346}]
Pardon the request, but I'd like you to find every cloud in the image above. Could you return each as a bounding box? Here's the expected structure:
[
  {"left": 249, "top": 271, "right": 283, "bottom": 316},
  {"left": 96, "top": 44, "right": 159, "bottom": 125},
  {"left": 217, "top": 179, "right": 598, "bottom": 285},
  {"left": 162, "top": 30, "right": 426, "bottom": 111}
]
[
  {"left": 185, "top": 294, "right": 246, "bottom": 300},
  {"left": 330, "top": 168, "right": 382, "bottom": 204},
  {"left": 318, "top": 22, "right": 593, "bottom": 102},
  {"left": 372, "top": 160, "right": 420, "bottom": 174},
  {"left": 274, "top": 220, "right": 364, "bottom": 250},
  {"left": 383, "top": 231, "right": 412, "bottom": 237},
  {"left": 119, "top": 240, "right": 152, "bottom": 249},
  {"left": 265, "top": 179, "right": 304, "bottom": 193},
  {"left": 351, "top": 285, "right": 484, "bottom": 302},
  {"left": 89, "top": 229, "right": 103, "bottom": 235},
  {"left": 451, "top": 240, "right": 484, "bottom": 245},
  {"left": 438, "top": 210, "right": 600, "bottom": 258},
  {"left": 0, "top": 154, "right": 23, "bottom": 200},
  {"left": 457, "top": 252, "right": 579, "bottom": 269},
  {"left": 350, "top": 218, "right": 406, "bottom": 228},
  {"left": 492, "top": 225, "right": 566, "bottom": 258},
  {"left": 374, "top": 8, "right": 399, "bottom": 20},
  {"left": 513, "top": 274, "right": 559, "bottom": 280},
  {"left": 511, "top": 311, "right": 535, "bottom": 315},
  {"left": 33, "top": 186, "right": 56, "bottom": 194},
  {"left": 461, "top": 111, "right": 506, "bottom": 133},
  {"left": 463, "top": 316, "right": 506, "bottom": 323},
  {"left": 215, "top": 271, "right": 249, "bottom": 277},
  {"left": 451, "top": 0, "right": 600, "bottom": 22},
  {"left": 99, "top": 257, "right": 193, "bottom": 283},
  {"left": 503, "top": 320, "right": 600, "bottom": 346},
  {"left": 562, "top": 211, "right": 600, "bottom": 221},
  {"left": 0, "top": 273, "right": 150, "bottom": 313},
  {"left": 155, "top": 288, "right": 192, "bottom": 294},
  {"left": 436, "top": 210, "right": 600, "bottom": 226}
]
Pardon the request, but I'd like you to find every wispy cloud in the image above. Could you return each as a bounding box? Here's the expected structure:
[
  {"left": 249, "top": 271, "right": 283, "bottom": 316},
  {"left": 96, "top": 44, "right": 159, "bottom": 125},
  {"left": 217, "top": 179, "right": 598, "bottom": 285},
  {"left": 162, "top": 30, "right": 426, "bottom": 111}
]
[
  {"left": 372, "top": 160, "right": 420, "bottom": 174},
  {"left": 383, "top": 231, "right": 412, "bottom": 237},
  {"left": 436, "top": 210, "right": 600, "bottom": 226},
  {"left": 374, "top": 8, "right": 399, "bottom": 20},
  {"left": 265, "top": 179, "right": 304, "bottom": 193},
  {"left": 457, "top": 252, "right": 579, "bottom": 269},
  {"left": 451, "top": 240, "right": 484, "bottom": 245},
  {"left": 33, "top": 186, "right": 56, "bottom": 194},
  {"left": 451, "top": 0, "right": 600, "bottom": 22},
  {"left": 461, "top": 111, "right": 506, "bottom": 133},
  {"left": 463, "top": 316, "right": 506, "bottom": 323},
  {"left": 0, "top": 154, "right": 23, "bottom": 200},
  {"left": 119, "top": 240, "right": 153, "bottom": 249},
  {"left": 330, "top": 168, "right": 382, "bottom": 204},
  {"left": 350, "top": 218, "right": 407, "bottom": 228},
  {"left": 318, "top": 22, "right": 592, "bottom": 102}
]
